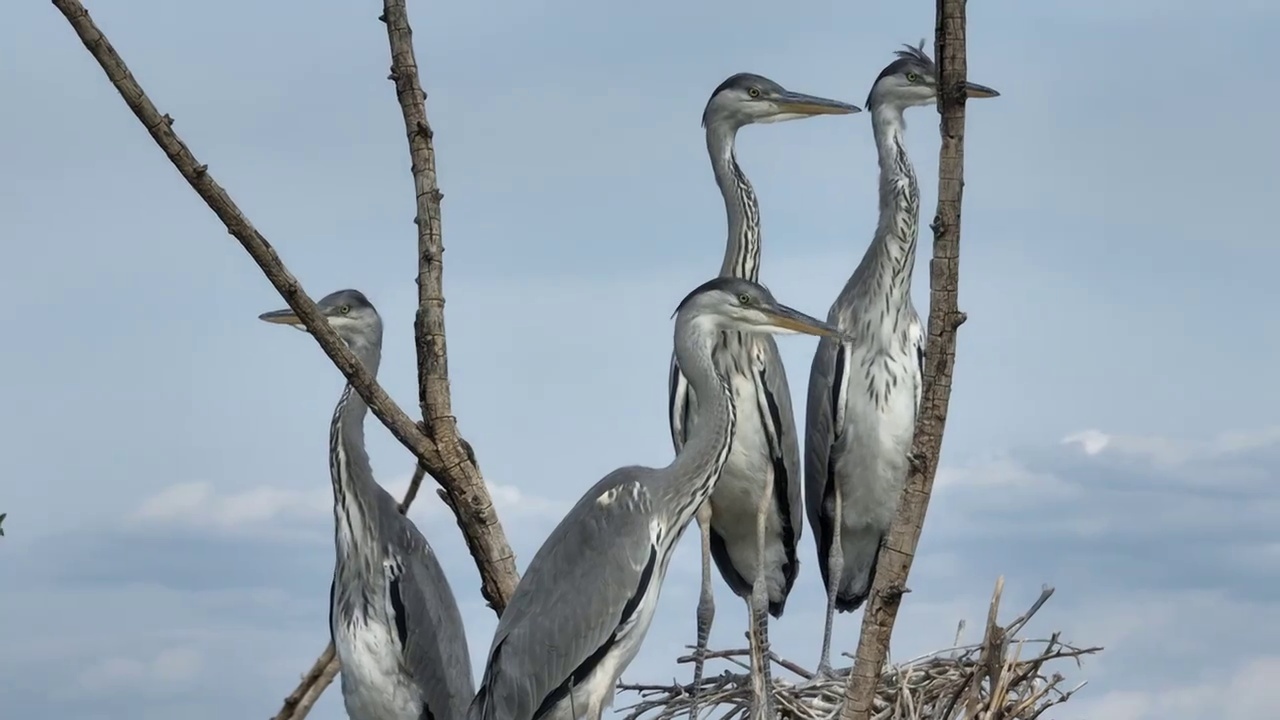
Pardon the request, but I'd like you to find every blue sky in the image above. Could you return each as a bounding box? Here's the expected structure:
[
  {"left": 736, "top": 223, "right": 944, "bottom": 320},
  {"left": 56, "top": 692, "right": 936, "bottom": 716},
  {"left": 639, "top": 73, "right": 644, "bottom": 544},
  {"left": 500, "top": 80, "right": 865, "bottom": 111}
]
[{"left": 2, "top": 0, "right": 1277, "bottom": 718}]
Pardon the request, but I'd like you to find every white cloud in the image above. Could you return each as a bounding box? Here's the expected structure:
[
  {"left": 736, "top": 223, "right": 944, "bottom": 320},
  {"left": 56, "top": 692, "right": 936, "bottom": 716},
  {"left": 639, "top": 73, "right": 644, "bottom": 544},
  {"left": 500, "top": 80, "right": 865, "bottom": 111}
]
[
  {"left": 1077, "top": 655, "right": 1280, "bottom": 720},
  {"left": 76, "top": 646, "right": 204, "bottom": 694},
  {"left": 1061, "top": 428, "right": 1192, "bottom": 467},
  {"left": 380, "top": 472, "right": 571, "bottom": 522},
  {"left": 1061, "top": 426, "right": 1280, "bottom": 468},
  {"left": 1061, "top": 428, "right": 1110, "bottom": 456},
  {"left": 133, "top": 481, "right": 331, "bottom": 533}
]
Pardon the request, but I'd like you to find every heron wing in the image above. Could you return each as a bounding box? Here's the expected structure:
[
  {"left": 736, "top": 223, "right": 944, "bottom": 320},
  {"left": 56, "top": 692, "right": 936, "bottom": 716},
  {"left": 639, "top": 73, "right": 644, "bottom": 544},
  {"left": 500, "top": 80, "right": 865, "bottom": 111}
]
[
  {"left": 752, "top": 336, "right": 805, "bottom": 575},
  {"left": 470, "top": 468, "right": 660, "bottom": 720},
  {"left": 386, "top": 520, "right": 476, "bottom": 720},
  {"left": 803, "top": 333, "right": 851, "bottom": 590},
  {"left": 667, "top": 351, "right": 696, "bottom": 452}
]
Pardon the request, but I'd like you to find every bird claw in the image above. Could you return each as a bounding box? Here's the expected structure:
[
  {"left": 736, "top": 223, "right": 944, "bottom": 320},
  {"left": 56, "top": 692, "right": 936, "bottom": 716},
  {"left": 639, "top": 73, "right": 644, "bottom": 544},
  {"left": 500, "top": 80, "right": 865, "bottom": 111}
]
[{"left": 908, "top": 450, "right": 928, "bottom": 475}]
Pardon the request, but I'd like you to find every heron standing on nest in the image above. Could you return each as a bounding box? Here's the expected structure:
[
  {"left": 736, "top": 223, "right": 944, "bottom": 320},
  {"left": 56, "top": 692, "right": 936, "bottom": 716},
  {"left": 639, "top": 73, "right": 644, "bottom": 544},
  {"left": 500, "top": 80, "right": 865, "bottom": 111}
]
[
  {"left": 469, "top": 277, "right": 845, "bottom": 720},
  {"left": 668, "top": 73, "right": 860, "bottom": 714},
  {"left": 260, "top": 289, "right": 475, "bottom": 720},
  {"left": 803, "top": 43, "right": 999, "bottom": 675}
]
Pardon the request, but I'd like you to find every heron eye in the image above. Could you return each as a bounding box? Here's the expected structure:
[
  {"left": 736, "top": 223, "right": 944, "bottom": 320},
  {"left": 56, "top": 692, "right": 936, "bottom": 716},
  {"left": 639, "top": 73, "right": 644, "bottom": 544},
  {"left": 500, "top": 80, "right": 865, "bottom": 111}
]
[
  {"left": 737, "top": 293, "right": 752, "bottom": 305},
  {"left": 747, "top": 87, "right": 761, "bottom": 98},
  {"left": 339, "top": 305, "right": 350, "bottom": 314},
  {"left": 905, "top": 72, "right": 919, "bottom": 82}
]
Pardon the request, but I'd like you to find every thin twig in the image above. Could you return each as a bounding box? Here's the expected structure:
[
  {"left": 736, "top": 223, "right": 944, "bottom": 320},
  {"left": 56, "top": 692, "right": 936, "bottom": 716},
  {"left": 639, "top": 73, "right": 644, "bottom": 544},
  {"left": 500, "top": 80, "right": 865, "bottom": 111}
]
[
  {"left": 270, "top": 645, "right": 338, "bottom": 720},
  {"left": 839, "top": 2, "right": 977, "bottom": 717}
]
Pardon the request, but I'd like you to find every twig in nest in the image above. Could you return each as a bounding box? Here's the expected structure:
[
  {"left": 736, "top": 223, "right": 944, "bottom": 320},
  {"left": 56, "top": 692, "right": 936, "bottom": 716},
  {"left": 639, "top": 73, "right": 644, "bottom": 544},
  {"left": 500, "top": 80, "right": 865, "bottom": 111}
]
[{"left": 617, "top": 578, "right": 1101, "bottom": 720}]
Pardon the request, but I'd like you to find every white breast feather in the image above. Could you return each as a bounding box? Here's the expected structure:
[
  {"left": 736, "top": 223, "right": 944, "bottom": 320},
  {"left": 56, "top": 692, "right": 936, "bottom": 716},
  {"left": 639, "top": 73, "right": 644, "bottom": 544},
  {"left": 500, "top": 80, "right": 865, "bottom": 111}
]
[{"left": 333, "top": 609, "right": 419, "bottom": 720}]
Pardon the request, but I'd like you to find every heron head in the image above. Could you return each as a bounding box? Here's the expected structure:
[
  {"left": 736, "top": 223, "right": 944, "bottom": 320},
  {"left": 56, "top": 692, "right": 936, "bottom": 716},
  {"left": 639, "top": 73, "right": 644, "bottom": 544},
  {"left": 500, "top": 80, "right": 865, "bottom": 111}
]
[
  {"left": 673, "top": 277, "right": 847, "bottom": 340},
  {"left": 258, "top": 289, "right": 382, "bottom": 347},
  {"left": 865, "top": 41, "right": 999, "bottom": 111},
  {"left": 701, "top": 73, "right": 861, "bottom": 131}
]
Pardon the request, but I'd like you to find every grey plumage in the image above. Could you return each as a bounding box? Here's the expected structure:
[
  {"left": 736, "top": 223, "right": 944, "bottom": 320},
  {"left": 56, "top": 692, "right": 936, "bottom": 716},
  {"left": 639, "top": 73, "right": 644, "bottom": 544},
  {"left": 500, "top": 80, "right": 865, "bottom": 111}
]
[
  {"left": 804, "top": 43, "right": 999, "bottom": 675},
  {"left": 471, "top": 277, "right": 843, "bottom": 720},
  {"left": 260, "top": 290, "right": 475, "bottom": 720},
  {"left": 671, "top": 72, "right": 860, "bottom": 711}
]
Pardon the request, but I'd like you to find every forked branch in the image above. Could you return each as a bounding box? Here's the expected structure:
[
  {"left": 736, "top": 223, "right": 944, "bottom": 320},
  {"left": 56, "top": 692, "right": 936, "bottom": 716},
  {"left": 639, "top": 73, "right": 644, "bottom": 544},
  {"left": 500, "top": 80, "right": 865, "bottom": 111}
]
[
  {"left": 50, "top": 1, "right": 523, "bottom": 717},
  {"left": 840, "top": 1, "right": 976, "bottom": 718},
  {"left": 48, "top": 0, "right": 518, "bottom": 611}
]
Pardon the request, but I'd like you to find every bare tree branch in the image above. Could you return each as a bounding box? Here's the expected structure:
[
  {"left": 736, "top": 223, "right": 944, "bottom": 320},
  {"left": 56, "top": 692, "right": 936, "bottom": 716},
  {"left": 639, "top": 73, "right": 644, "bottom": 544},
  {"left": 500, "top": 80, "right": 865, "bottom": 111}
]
[
  {"left": 49, "top": 2, "right": 524, "bottom": 716},
  {"left": 48, "top": 0, "right": 518, "bottom": 607},
  {"left": 271, "top": 645, "right": 338, "bottom": 720},
  {"left": 839, "top": 1, "right": 975, "bottom": 718},
  {"left": 379, "top": 0, "right": 520, "bottom": 614}
]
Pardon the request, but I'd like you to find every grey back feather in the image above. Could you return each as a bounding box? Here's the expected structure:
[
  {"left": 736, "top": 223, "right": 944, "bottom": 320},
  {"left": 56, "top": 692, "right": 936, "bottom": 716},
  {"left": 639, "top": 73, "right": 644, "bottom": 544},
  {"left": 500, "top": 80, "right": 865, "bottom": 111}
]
[
  {"left": 391, "top": 515, "right": 476, "bottom": 720},
  {"left": 469, "top": 468, "right": 658, "bottom": 720}
]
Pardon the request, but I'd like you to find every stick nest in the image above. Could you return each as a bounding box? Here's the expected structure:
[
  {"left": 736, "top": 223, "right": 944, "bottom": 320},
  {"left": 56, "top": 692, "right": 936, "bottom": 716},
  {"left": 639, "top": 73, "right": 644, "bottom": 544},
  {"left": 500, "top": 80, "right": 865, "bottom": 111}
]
[{"left": 618, "top": 579, "right": 1101, "bottom": 720}]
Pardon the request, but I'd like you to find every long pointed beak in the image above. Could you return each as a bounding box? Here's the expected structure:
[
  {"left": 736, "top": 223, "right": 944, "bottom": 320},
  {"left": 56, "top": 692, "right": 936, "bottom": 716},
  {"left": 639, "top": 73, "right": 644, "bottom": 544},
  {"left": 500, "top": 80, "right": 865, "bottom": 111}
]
[
  {"left": 962, "top": 81, "right": 1000, "bottom": 99},
  {"left": 258, "top": 308, "right": 301, "bottom": 325},
  {"left": 258, "top": 307, "right": 309, "bottom": 332},
  {"left": 760, "top": 303, "right": 847, "bottom": 339},
  {"left": 773, "top": 90, "right": 863, "bottom": 116}
]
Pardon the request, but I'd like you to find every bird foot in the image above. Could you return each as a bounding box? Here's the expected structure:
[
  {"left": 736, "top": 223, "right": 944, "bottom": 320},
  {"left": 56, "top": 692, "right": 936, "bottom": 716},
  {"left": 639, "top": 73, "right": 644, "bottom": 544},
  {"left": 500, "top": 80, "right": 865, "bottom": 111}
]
[{"left": 908, "top": 450, "right": 929, "bottom": 475}]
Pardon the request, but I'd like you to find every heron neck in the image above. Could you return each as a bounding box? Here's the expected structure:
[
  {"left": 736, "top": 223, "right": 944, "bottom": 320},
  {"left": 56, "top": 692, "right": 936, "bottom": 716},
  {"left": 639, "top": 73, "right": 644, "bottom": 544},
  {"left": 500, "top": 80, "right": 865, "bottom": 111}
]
[
  {"left": 853, "top": 103, "right": 920, "bottom": 306},
  {"left": 329, "top": 341, "right": 384, "bottom": 559},
  {"left": 660, "top": 316, "right": 736, "bottom": 523},
  {"left": 707, "top": 124, "right": 762, "bottom": 282}
]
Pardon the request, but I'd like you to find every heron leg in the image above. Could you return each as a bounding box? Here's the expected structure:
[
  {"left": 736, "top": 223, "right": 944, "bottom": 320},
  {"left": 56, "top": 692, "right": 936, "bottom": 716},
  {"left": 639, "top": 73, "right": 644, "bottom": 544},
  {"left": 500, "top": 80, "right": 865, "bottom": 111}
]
[
  {"left": 746, "top": 477, "right": 776, "bottom": 720},
  {"left": 817, "top": 483, "right": 844, "bottom": 677},
  {"left": 691, "top": 500, "right": 716, "bottom": 714}
]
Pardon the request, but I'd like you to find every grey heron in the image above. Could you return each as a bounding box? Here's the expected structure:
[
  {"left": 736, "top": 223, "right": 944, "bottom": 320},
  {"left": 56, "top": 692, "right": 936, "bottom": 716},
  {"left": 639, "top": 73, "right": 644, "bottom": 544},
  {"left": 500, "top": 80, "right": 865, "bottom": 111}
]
[
  {"left": 259, "top": 289, "right": 475, "bottom": 720},
  {"left": 469, "top": 277, "right": 844, "bottom": 720},
  {"left": 803, "top": 43, "right": 999, "bottom": 674},
  {"left": 668, "top": 73, "right": 860, "bottom": 709}
]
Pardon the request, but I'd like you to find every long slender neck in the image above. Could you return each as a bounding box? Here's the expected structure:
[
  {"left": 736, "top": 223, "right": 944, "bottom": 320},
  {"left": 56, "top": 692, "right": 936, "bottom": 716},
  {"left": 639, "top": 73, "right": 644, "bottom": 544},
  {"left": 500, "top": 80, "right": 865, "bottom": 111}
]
[
  {"left": 329, "top": 341, "right": 384, "bottom": 561},
  {"left": 707, "top": 124, "right": 762, "bottom": 281},
  {"left": 851, "top": 103, "right": 920, "bottom": 308},
  {"left": 657, "top": 316, "right": 736, "bottom": 526}
]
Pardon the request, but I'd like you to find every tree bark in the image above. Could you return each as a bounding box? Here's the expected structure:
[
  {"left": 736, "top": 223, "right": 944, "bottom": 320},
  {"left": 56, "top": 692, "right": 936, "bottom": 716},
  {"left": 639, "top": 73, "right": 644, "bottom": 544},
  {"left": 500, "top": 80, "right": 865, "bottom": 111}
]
[
  {"left": 380, "top": 0, "right": 520, "bottom": 615},
  {"left": 838, "top": 1, "right": 972, "bottom": 718}
]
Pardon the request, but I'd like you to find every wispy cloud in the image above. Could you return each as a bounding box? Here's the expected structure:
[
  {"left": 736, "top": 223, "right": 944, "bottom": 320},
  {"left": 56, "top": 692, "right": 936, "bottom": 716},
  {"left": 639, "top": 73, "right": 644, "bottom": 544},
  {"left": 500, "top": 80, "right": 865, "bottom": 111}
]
[{"left": 75, "top": 646, "right": 205, "bottom": 695}]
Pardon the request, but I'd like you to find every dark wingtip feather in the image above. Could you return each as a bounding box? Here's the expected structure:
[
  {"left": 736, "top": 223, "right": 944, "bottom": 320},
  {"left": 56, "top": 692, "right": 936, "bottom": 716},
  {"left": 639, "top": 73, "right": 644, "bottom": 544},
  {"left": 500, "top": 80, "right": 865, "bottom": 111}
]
[
  {"left": 834, "top": 591, "right": 868, "bottom": 613},
  {"left": 768, "top": 598, "right": 787, "bottom": 618}
]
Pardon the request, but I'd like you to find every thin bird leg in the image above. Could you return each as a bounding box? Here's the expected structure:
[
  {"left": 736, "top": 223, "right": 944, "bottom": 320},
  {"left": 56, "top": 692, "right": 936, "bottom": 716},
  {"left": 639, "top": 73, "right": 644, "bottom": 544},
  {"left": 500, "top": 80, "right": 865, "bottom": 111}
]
[
  {"left": 817, "top": 482, "right": 844, "bottom": 677},
  {"left": 746, "top": 476, "right": 776, "bottom": 720},
  {"left": 691, "top": 499, "right": 716, "bottom": 713}
]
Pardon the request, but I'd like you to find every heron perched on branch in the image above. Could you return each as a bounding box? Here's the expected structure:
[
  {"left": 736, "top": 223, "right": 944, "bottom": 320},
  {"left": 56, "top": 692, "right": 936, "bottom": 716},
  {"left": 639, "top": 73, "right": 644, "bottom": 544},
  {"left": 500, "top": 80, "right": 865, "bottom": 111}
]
[
  {"left": 469, "top": 277, "right": 844, "bottom": 720},
  {"left": 667, "top": 72, "right": 860, "bottom": 713},
  {"left": 803, "top": 43, "right": 999, "bottom": 675},
  {"left": 260, "top": 290, "right": 475, "bottom": 720}
]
